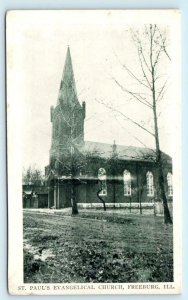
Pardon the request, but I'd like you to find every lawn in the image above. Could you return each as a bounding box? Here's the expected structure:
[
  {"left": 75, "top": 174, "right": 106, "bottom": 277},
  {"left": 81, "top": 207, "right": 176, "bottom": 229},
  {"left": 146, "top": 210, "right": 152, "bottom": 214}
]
[{"left": 23, "top": 209, "right": 173, "bottom": 283}]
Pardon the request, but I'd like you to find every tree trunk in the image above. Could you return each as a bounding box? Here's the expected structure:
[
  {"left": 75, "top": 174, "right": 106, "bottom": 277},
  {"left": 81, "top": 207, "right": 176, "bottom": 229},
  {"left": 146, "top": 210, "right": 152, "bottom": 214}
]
[
  {"left": 129, "top": 196, "right": 132, "bottom": 213},
  {"left": 112, "top": 173, "right": 116, "bottom": 209},
  {"left": 71, "top": 179, "right": 79, "bottom": 215},
  {"left": 151, "top": 65, "right": 172, "bottom": 224},
  {"left": 97, "top": 189, "right": 106, "bottom": 211},
  {"left": 156, "top": 151, "right": 172, "bottom": 224}
]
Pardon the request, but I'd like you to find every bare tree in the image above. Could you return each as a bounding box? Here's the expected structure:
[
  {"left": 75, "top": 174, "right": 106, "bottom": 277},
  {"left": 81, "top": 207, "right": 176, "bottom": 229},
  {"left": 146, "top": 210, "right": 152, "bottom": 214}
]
[
  {"left": 23, "top": 166, "right": 45, "bottom": 186},
  {"left": 99, "top": 25, "right": 172, "bottom": 224}
]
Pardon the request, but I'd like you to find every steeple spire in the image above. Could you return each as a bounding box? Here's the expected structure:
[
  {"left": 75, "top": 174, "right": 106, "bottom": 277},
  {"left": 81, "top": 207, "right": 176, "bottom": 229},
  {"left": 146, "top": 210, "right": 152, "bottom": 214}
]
[{"left": 57, "top": 47, "right": 78, "bottom": 106}]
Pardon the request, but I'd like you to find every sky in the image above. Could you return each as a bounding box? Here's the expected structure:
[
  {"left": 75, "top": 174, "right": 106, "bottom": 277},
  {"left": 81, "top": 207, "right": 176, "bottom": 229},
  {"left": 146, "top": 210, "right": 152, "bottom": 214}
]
[{"left": 6, "top": 10, "right": 181, "bottom": 172}]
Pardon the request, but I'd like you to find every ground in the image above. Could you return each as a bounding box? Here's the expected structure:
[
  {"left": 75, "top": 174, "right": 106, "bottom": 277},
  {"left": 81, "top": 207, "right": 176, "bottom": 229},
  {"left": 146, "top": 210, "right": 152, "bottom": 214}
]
[{"left": 23, "top": 209, "right": 173, "bottom": 283}]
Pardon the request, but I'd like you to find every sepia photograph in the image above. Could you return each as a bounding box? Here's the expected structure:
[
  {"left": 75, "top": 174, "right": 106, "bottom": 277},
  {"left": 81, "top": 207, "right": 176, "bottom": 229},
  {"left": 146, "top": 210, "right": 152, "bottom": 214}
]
[{"left": 7, "top": 10, "right": 181, "bottom": 295}]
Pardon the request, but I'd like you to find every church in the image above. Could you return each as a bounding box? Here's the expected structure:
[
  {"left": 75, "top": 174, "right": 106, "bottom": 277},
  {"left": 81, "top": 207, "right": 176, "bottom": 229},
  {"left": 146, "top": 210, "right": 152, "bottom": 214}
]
[{"left": 45, "top": 47, "right": 173, "bottom": 212}]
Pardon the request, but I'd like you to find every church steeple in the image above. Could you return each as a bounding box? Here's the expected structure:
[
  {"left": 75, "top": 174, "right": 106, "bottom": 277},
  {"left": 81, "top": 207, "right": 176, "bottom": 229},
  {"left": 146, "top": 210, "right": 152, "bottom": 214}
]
[
  {"left": 57, "top": 47, "right": 78, "bottom": 106},
  {"left": 50, "top": 47, "right": 86, "bottom": 168}
]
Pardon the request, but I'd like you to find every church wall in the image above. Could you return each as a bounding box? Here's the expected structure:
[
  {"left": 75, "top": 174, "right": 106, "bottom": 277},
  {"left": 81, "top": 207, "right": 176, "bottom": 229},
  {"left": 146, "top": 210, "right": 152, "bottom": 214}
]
[
  {"left": 76, "top": 183, "right": 87, "bottom": 204},
  {"left": 75, "top": 158, "right": 173, "bottom": 205},
  {"left": 38, "top": 194, "right": 48, "bottom": 208},
  {"left": 47, "top": 157, "right": 172, "bottom": 208},
  {"left": 48, "top": 181, "right": 55, "bottom": 208}
]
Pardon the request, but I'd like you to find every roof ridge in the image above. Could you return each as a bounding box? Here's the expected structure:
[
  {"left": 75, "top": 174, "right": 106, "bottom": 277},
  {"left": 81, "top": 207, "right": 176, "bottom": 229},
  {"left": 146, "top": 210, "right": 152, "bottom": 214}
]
[{"left": 84, "top": 140, "right": 155, "bottom": 151}]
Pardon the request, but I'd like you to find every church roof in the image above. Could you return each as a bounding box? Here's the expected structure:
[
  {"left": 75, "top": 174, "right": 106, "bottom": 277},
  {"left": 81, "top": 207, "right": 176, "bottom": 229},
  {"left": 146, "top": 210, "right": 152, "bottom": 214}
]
[
  {"left": 79, "top": 141, "right": 171, "bottom": 163},
  {"left": 57, "top": 47, "right": 79, "bottom": 107}
]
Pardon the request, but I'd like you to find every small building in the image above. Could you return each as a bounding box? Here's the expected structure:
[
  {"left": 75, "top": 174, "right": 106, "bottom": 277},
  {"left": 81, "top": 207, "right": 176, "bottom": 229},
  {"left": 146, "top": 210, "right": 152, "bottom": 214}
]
[{"left": 23, "top": 185, "right": 49, "bottom": 209}]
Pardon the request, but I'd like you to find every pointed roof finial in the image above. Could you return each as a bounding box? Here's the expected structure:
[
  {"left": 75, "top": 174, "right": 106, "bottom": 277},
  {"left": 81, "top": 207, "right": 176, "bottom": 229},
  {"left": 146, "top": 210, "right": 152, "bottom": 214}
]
[
  {"left": 57, "top": 47, "right": 78, "bottom": 106},
  {"left": 112, "top": 140, "right": 117, "bottom": 154}
]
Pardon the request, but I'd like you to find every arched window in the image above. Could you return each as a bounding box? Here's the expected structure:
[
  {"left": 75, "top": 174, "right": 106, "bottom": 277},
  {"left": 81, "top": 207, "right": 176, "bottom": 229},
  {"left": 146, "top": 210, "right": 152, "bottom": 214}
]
[
  {"left": 146, "top": 171, "right": 154, "bottom": 196},
  {"left": 167, "top": 172, "right": 173, "bottom": 196},
  {"left": 98, "top": 168, "right": 107, "bottom": 196},
  {"left": 123, "top": 170, "right": 131, "bottom": 196}
]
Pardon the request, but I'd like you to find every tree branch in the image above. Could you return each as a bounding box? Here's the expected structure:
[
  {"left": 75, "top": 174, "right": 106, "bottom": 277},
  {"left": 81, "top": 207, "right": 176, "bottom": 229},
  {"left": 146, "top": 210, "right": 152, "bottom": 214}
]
[
  {"left": 95, "top": 98, "right": 155, "bottom": 137},
  {"left": 137, "top": 48, "right": 152, "bottom": 89},
  {"left": 122, "top": 64, "right": 151, "bottom": 90},
  {"left": 156, "top": 26, "right": 171, "bottom": 61},
  {"left": 112, "top": 77, "right": 152, "bottom": 109},
  {"left": 113, "top": 114, "right": 156, "bottom": 154},
  {"left": 156, "top": 79, "right": 168, "bottom": 102},
  {"left": 130, "top": 29, "right": 152, "bottom": 74}
]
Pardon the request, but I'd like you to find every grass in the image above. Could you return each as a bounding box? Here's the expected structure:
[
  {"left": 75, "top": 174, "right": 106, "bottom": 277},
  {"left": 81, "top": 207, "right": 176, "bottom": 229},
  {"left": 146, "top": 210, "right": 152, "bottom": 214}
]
[{"left": 23, "top": 209, "right": 173, "bottom": 283}]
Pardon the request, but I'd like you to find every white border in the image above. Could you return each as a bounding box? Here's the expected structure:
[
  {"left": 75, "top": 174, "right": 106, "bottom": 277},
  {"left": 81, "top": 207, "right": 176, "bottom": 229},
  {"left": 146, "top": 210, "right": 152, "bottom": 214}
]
[{"left": 4, "top": 7, "right": 184, "bottom": 295}]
